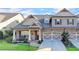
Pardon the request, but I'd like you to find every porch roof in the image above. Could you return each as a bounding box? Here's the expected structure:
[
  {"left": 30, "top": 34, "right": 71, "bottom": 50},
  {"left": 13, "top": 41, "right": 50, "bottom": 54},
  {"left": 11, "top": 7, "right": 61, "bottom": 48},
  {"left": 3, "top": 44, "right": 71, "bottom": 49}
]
[{"left": 14, "top": 24, "right": 41, "bottom": 29}]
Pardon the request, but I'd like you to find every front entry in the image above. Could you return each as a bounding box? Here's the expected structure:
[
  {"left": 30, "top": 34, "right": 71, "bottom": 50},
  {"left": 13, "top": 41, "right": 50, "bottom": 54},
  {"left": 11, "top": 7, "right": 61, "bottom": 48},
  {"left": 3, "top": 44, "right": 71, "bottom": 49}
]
[{"left": 31, "top": 30, "right": 39, "bottom": 41}]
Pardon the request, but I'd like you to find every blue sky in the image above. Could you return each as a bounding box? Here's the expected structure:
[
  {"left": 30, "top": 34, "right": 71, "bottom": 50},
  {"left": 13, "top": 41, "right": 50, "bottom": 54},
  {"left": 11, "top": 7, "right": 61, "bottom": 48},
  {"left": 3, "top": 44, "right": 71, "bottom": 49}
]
[{"left": 0, "top": 8, "right": 79, "bottom": 17}]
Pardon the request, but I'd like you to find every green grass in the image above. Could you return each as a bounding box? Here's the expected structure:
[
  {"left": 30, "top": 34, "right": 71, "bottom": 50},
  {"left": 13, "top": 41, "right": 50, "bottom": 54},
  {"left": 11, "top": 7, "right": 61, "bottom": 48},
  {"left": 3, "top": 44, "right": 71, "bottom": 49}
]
[
  {"left": 67, "top": 48, "right": 79, "bottom": 51},
  {"left": 0, "top": 40, "right": 38, "bottom": 51},
  {"left": 62, "top": 40, "right": 79, "bottom": 51}
]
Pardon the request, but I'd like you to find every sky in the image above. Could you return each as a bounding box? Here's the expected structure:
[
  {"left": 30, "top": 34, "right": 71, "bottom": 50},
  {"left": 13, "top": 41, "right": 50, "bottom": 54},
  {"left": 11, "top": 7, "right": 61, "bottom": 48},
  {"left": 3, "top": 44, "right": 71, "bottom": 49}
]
[{"left": 0, "top": 8, "right": 79, "bottom": 18}]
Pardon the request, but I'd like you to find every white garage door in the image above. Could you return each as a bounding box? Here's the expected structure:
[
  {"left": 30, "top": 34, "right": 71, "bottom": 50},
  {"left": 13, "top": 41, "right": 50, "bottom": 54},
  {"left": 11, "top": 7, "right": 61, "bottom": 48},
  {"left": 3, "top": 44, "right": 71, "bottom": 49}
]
[
  {"left": 43, "top": 31, "right": 61, "bottom": 40},
  {"left": 69, "top": 32, "right": 77, "bottom": 39},
  {"left": 53, "top": 32, "right": 61, "bottom": 40},
  {"left": 43, "top": 31, "right": 51, "bottom": 40}
]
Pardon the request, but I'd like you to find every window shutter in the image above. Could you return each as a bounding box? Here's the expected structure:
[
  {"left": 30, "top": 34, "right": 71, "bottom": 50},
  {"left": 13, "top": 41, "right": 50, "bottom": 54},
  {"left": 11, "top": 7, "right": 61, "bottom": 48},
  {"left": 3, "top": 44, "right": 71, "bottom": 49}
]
[
  {"left": 72, "top": 19, "right": 74, "bottom": 25},
  {"left": 67, "top": 19, "right": 69, "bottom": 25},
  {"left": 55, "top": 19, "right": 57, "bottom": 25},
  {"left": 60, "top": 19, "right": 62, "bottom": 24}
]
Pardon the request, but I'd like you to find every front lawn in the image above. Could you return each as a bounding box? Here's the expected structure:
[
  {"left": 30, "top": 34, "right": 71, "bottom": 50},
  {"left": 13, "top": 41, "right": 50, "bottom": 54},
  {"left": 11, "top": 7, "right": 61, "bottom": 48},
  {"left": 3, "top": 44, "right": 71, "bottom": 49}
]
[
  {"left": 66, "top": 42, "right": 79, "bottom": 51},
  {"left": 63, "top": 40, "right": 79, "bottom": 51},
  {"left": 67, "top": 48, "right": 79, "bottom": 51},
  {"left": 0, "top": 40, "right": 38, "bottom": 51}
]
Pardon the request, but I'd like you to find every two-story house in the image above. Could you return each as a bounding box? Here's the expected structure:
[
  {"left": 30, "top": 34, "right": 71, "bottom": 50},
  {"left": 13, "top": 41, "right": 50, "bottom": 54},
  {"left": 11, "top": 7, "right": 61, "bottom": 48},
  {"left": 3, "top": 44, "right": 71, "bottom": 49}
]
[{"left": 13, "top": 8, "right": 79, "bottom": 42}]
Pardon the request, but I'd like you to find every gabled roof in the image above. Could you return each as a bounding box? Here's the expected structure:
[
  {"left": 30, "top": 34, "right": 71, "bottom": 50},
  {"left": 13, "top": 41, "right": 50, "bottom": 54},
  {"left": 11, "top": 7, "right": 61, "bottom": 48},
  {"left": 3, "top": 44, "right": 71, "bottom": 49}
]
[
  {"left": 15, "top": 15, "right": 42, "bottom": 29},
  {"left": 54, "top": 8, "right": 76, "bottom": 17},
  {"left": 60, "top": 8, "right": 70, "bottom": 12},
  {"left": 0, "top": 13, "right": 19, "bottom": 22}
]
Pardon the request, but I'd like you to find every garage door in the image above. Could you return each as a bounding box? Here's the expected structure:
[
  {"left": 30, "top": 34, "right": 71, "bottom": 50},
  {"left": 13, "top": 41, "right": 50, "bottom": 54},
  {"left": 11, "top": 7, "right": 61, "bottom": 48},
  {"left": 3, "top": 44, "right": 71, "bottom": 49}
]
[
  {"left": 53, "top": 32, "right": 61, "bottom": 40},
  {"left": 69, "top": 32, "right": 77, "bottom": 39},
  {"left": 43, "top": 31, "right": 51, "bottom": 40},
  {"left": 43, "top": 31, "right": 61, "bottom": 40}
]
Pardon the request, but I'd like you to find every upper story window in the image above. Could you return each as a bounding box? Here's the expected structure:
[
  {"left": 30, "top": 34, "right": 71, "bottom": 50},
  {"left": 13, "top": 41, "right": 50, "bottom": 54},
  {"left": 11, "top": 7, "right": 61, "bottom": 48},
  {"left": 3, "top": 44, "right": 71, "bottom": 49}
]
[
  {"left": 55, "top": 19, "right": 62, "bottom": 25},
  {"left": 49, "top": 17, "right": 52, "bottom": 25},
  {"left": 67, "top": 19, "right": 74, "bottom": 25},
  {"left": 44, "top": 18, "right": 49, "bottom": 23}
]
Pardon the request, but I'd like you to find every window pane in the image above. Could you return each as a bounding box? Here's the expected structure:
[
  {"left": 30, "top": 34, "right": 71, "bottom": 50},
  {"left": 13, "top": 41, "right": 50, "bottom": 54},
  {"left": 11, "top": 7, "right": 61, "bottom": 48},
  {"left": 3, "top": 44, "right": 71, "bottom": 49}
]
[
  {"left": 67, "top": 19, "right": 74, "bottom": 25},
  {"left": 55, "top": 19, "right": 62, "bottom": 25},
  {"left": 44, "top": 18, "right": 49, "bottom": 23}
]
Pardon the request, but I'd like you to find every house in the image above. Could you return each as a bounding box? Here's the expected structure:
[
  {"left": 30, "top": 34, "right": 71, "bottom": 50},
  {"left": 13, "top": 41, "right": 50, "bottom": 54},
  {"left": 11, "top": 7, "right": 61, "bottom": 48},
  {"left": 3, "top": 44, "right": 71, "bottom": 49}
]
[
  {"left": 13, "top": 8, "right": 79, "bottom": 42},
  {"left": 0, "top": 13, "right": 24, "bottom": 30}
]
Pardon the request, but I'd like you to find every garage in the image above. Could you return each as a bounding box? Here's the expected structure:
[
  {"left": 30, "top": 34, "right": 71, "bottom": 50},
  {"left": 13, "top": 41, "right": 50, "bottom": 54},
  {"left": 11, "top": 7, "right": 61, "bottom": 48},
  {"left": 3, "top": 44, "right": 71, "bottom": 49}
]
[
  {"left": 43, "top": 29, "right": 77, "bottom": 40},
  {"left": 43, "top": 31, "right": 51, "bottom": 40},
  {"left": 43, "top": 30, "right": 62, "bottom": 40}
]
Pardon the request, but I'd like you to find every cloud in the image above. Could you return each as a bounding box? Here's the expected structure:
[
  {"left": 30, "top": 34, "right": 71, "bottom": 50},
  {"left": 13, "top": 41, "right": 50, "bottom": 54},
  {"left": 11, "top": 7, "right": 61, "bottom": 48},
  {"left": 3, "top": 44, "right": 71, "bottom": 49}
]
[
  {"left": 0, "top": 8, "right": 78, "bottom": 18},
  {"left": 21, "top": 9, "right": 38, "bottom": 18}
]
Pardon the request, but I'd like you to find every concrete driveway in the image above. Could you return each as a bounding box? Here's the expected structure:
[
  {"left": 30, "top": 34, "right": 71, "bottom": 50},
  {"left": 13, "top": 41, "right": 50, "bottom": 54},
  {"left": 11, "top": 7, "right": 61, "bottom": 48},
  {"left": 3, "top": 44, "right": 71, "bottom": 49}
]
[{"left": 38, "top": 39, "right": 66, "bottom": 51}]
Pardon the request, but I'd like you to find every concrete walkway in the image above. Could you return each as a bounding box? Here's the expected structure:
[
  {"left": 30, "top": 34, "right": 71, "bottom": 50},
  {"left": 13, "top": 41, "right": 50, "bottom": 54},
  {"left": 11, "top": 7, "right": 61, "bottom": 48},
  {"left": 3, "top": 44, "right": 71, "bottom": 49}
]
[
  {"left": 38, "top": 39, "right": 66, "bottom": 51},
  {"left": 69, "top": 39, "right": 79, "bottom": 49}
]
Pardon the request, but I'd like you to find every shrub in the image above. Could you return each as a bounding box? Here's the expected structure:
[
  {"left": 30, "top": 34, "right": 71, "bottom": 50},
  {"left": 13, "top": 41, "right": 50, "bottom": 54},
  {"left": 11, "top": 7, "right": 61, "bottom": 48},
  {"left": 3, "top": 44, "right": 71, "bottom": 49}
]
[
  {"left": 61, "top": 31, "right": 69, "bottom": 46},
  {"left": 24, "top": 39, "right": 28, "bottom": 43},
  {"left": 12, "top": 41, "right": 17, "bottom": 44},
  {"left": 38, "top": 40, "right": 43, "bottom": 44},
  {"left": 19, "top": 38, "right": 29, "bottom": 43},
  {"left": 0, "top": 31, "right": 3, "bottom": 39},
  {"left": 5, "top": 30, "right": 13, "bottom": 37},
  {"left": 5, "top": 36, "right": 12, "bottom": 43}
]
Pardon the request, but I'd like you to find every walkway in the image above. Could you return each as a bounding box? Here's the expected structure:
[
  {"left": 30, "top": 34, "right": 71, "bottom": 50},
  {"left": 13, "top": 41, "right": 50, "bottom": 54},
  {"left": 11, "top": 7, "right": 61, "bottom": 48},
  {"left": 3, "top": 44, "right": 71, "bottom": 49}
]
[
  {"left": 38, "top": 39, "right": 66, "bottom": 51},
  {"left": 69, "top": 39, "right": 79, "bottom": 49}
]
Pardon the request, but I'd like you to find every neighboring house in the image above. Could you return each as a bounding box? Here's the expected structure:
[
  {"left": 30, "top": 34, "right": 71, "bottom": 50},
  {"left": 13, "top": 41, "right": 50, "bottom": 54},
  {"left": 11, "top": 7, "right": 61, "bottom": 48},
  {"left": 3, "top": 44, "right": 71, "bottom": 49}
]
[
  {"left": 13, "top": 8, "right": 79, "bottom": 42},
  {"left": 0, "top": 13, "right": 24, "bottom": 30}
]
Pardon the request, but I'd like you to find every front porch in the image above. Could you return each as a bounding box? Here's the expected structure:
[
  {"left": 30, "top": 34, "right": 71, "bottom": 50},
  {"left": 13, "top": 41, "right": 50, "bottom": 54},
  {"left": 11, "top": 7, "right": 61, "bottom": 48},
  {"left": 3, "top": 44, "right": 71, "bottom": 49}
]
[{"left": 13, "top": 29, "right": 42, "bottom": 42}]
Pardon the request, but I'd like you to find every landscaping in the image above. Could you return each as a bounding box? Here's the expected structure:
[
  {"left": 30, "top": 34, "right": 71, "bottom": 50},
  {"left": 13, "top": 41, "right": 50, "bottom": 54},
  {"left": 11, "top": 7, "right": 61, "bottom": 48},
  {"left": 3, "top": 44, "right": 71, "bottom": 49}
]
[
  {"left": 0, "top": 39, "right": 38, "bottom": 51},
  {"left": 61, "top": 30, "right": 79, "bottom": 51},
  {"left": 0, "top": 30, "right": 38, "bottom": 51}
]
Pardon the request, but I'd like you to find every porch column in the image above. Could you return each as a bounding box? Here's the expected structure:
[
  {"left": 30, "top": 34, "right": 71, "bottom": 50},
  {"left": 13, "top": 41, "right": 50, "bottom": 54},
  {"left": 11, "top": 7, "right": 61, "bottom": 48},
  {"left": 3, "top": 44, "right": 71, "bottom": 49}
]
[
  {"left": 28, "top": 30, "right": 31, "bottom": 41},
  {"left": 13, "top": 30, "right": 16, "bottom": 41},
  {"left": 39, "top": 29, "right": 41, "bottom": 41}
]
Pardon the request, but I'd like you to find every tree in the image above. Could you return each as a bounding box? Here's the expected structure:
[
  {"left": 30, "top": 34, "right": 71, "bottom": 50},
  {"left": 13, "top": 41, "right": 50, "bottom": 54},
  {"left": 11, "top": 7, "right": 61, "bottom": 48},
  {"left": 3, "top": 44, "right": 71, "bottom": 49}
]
[{"left": 61, "top": 31, "right": 69, "bottom": 46}]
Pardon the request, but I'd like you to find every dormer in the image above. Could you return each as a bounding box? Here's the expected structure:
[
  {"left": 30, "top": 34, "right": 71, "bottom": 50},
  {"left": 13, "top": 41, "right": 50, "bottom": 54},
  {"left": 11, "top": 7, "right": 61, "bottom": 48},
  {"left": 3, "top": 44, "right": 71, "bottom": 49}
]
[
  {"left": 44, "top": 18, "right": 49, "bottom": 23},
  {"left": 44, "top": 14, "right": 49, "bottom": 23}
]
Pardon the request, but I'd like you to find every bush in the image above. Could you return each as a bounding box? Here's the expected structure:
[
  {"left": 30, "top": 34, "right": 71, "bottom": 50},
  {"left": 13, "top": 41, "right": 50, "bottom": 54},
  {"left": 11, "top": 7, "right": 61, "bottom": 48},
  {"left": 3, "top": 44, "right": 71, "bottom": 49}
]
[
  {"left": 12, "top": 41, "right": 17, "bottom": 44},
  {"left": 5, "top": 36, "right": 12, "bottom": 43},
  {"left": 0, "top": 31, "right": 3, "bottom": 39},
  {"left": 18, "top": 38, "right": 29, "bottom": 43},
  {"left": 5, "top": 30, "right": 13, "bottom": 37},
  {"left": 61, "top": 31, "right": 69, "bottom": 46},
  {"left": 38, "top": 40, "right": 43, "bottom": 44},
  {"left": 24, "top": 39, "right": 28, "bottom": 43}
]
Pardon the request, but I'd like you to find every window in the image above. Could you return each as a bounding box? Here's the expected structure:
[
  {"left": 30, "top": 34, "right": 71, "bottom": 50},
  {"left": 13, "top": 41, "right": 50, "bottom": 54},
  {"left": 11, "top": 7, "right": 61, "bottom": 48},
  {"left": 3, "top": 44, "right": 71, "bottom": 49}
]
[
  {"left": 49, "top": 17, "right": 52, "bottom": 25},
  {"left": 55, "top": 19, "right": 62, "bottom": 25},
  {"left": 44, "top": 18, "right": 49, "bottom": 23},
  {"left": 67, "top": 19, "right": 74, "bottom": 25}
]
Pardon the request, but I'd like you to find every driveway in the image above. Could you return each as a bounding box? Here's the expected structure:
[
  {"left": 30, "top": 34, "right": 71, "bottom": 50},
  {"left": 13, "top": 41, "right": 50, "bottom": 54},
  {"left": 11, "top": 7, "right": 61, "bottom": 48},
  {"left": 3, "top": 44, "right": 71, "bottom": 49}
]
[
  {"left": 69, "top": 39, "right": 79, "bottom": 49},
  {"left": 38, "top": 39, "right": 66, "bottom": 51}
]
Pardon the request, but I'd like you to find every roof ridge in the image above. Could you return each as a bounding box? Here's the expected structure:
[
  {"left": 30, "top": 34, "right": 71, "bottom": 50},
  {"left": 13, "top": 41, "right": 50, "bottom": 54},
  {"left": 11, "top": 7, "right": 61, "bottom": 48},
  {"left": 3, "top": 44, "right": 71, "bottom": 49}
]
[{"left": 60, "top": 8, "right": 69, "bottom": 12}]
